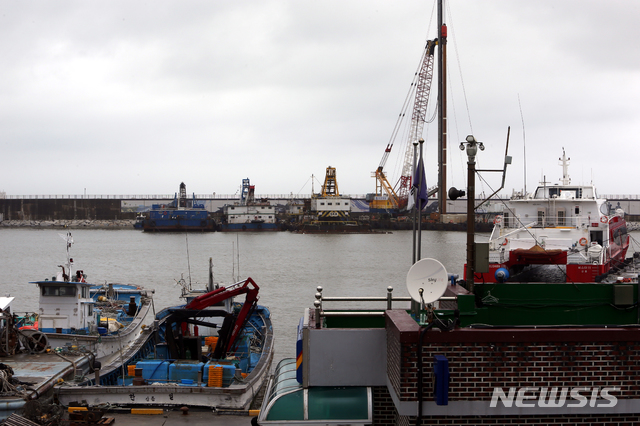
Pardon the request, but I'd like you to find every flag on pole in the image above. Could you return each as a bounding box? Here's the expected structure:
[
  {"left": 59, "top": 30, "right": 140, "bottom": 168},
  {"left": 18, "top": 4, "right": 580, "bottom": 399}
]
[{"left": 411, "top": 157, "right": 428, "bottom": 210}]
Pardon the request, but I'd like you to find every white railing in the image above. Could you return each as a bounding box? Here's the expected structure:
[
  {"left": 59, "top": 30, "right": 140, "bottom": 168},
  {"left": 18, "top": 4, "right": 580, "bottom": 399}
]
[
  {"left": 602, "top": 194, "right": 640, "bottom": 200},
  {"left": 312, "top": 285, "right": 457, "bottom": 329},
  {"left": 503, "top": 215, "right": 592, "bottom": 228}
]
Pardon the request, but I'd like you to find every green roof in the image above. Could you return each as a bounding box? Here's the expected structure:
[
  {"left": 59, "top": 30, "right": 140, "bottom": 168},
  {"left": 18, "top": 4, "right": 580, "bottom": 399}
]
[{"left": 260, "top": 358, "right": 372, "bottom": 424}]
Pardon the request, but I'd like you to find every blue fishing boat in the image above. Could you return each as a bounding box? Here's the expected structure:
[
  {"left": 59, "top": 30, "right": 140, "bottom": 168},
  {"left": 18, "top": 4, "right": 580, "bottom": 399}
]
[
  {"left": 56, "top": 260, "right": 274, "bottom": 411},
  {"left": 0, "top": 231, "right": 153, "bottom": 420},
  {"left": 30, "top": 231, "right": 154, "bottom": 365},
  {"left": 143, "top": 182, "right": 216, "bottom": 232},
  {"left": 132, "top": 213, "right": 145, "bottom": 229}
]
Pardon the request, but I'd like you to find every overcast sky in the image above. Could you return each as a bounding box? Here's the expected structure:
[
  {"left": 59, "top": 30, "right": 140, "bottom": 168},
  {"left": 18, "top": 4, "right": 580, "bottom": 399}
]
[{"left": 1, "top": 0, "right": 638, "bottom": 199}]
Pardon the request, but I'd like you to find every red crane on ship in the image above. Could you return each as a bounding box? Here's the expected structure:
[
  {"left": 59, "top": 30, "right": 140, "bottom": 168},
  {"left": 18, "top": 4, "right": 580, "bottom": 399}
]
[{"left": 165, "top": 278, "right": 260, "bottom": 360}]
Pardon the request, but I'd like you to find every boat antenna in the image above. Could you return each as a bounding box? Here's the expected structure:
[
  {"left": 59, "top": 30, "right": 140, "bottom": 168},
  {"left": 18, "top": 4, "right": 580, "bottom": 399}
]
[
  {"left": 65, "top": 230, "right": 73, "bottom": 263},
  {"left": 208, "top": 257, "right": 216, "bottom": 292},
  {"left": 185, "top": 233, "right": 192, "bottom": 289},
  {"left": 295, "top": 175, "right": 313, "bottom": 196},
  {"left": 311, "top": 174, "right": 315, "bottom": 197},
  {"left": 237, "top": 234, "right": 241, "bottom": 281},
  {"left": 518, "top": 94, "right": 527, "bottom": 195},
  {"left": 474, "top": 127, "right": 511, "bottom": 209},
  {"left": 58, "top": 230, "right": 74, "bottom": 281},
  {"left": 233, "top": 234, "right": 240, "bottom": 282}
]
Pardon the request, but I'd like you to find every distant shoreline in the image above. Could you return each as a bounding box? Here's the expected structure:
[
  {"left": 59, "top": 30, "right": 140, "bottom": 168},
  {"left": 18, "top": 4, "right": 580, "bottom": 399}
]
[{"left": 0, "top": 219, "right": 135, "bottom": 229}]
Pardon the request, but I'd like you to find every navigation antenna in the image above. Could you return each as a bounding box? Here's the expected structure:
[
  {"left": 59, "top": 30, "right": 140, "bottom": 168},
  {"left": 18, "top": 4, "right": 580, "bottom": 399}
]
[
  {"left": 208, "top": 257, "right": 218, "bottom": 292},
  {"left": 185, "top": 233, "right": 192, "bottom": 288},
  {"left": 58, "top": 230, "right": 74, "bottom": 281},
  {"left": 233, "top": 234, "right": 241, "bottom": 282},
  {"left": 518, "top": 94, "right": 527, "bottom": 195}
]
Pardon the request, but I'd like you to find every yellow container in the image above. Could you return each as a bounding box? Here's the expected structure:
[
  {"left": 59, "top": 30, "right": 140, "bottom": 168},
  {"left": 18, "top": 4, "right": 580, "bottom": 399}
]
[
  {"left": 127, "top": 364, "right": 136, "bottom": 376},
  {"left": 208, "top": 365, "right": 223, "bottom": 387},
  {"left": 131, "top": 408, "right": 164, "bottom": 415}
]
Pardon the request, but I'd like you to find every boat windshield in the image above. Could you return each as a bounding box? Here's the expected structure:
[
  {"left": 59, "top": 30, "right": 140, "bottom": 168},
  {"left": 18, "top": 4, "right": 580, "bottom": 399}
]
[
  {"left": 41, "top": 285, "right": 77, "bottom": 297},
  {"left": 534, "top": 186, "right": 594, "bottom": 200}
]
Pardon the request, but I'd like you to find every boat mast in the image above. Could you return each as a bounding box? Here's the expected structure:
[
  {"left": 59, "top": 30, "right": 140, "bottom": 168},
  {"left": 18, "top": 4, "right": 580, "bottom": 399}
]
[
  {"left": 437, "top": 0, "right": 448, "bottom": 216},
  {"left": 559, "top": 148, "right": 571, "bottom": 185}
]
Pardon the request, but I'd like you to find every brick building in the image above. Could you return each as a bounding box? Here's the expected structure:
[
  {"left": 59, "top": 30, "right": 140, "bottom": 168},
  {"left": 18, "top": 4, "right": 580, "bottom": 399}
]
[{"left": 259, "top": 275, "right": 640, "bottom": 425}]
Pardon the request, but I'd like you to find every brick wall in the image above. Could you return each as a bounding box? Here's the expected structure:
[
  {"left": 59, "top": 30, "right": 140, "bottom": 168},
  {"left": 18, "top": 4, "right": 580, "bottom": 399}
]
[
  {"left": 372, "top": 386, "right": 401, "bottom": 426},
  {"left": 416, "top": 340, "right": 640, "bottom": 401},
  {"left": 384, "top": 309, "right": 640, "bottom": 424}
]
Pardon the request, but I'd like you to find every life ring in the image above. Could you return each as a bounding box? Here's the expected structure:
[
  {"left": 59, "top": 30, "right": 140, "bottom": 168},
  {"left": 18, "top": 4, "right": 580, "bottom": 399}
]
[
  {"left": 600, "top": 215, "right": 608, "bottom": 223},
  {"left": 579, "top": 237, "right": 588, "bottom": 246},
  {"left": 502, "top": 238, "right": 508, "bottom": 246},
  {"left": 493, "top": 216, "right": 502, "bottom": 225}
]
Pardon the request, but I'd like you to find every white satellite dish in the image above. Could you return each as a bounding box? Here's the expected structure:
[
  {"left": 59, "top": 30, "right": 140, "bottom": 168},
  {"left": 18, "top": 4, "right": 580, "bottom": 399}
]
[{"left": 406, "top": 258, "right": 449, "bottom": 304}]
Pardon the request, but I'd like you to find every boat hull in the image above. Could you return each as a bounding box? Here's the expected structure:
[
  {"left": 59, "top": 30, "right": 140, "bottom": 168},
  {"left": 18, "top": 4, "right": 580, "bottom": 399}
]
[
  {"left": 293, "top": 223, "right": 378, "bottom": 234},
  {"left": 219, "top": 222, "right": 278, "bottom": 232},
  {"left": 44, "top": 297, "right": 152, "bottom": 364},
  {"left": 485, "top": 215, "right": 630, "bottom": 283},
  {"left": 57, "top": 348, "right": 273, "bottom": 410},
  {"left": 143, "top": 219, "right": 216, "bottom": 232},
  {"left": 56, "top": 306, "right": 274, "bottom": 410}
]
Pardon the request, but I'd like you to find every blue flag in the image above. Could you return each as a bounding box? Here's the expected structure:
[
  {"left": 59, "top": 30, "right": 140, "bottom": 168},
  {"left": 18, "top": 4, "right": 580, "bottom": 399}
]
[{"left": 412, "top": 157, "right": 428, "bottom": 210}]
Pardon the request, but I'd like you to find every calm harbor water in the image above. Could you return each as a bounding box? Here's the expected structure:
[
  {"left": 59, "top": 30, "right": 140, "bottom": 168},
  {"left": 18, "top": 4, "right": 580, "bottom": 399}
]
[{"left": 1, "top": 228, "right": 638, "bottom": 366}]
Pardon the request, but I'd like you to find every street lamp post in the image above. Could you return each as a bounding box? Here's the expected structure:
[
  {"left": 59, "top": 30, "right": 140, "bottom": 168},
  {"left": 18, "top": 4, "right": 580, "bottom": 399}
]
[{"left": 459, "top": 135, "right": 484, "bottom": 293}]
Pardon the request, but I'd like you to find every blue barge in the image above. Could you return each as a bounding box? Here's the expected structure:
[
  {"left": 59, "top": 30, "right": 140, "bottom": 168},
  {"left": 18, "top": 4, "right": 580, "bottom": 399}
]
[{"left": 143, "top": 182, "right": 215, "bottom": 232}]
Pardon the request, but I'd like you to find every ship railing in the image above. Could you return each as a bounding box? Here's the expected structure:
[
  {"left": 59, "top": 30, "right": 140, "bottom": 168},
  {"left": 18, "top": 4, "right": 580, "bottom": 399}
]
[
  {"left": 312, "top": 286, "right": 456, "bottom": 329},
  {"left": 602, "top": 194, "right": 640, "bottom": 200},
  {"left": 567, "top": 247, "right": 606, "bottom": 265},
  {"left": 504, "top": 215, "right": 594, "bottom": 229}
]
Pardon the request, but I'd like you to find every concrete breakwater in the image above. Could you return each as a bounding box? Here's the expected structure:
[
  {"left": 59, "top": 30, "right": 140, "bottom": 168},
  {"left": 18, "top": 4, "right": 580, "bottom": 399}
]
[{"left": 0, "top": 219, "right": 136, "bottom": 229}]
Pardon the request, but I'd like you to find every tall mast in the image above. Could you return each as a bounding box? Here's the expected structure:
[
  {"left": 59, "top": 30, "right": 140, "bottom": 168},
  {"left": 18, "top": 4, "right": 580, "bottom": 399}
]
[
  {"left": 437, "top": 0, "right": 448, "bottom": 216},
  {"left": 559, "top": 148, "right": 571, "bottom": 185}
]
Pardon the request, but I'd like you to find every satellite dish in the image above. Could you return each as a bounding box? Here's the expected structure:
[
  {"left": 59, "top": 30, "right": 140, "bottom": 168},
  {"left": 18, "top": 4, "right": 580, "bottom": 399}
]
[{"left": 406, "top": 258, "right": 448, "bottom": 304}]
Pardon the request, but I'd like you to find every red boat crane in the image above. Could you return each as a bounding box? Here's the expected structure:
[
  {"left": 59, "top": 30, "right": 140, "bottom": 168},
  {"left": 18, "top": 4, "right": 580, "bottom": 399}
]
[{"left": 185, "top": 278, "right": 259, "bottom": 354}]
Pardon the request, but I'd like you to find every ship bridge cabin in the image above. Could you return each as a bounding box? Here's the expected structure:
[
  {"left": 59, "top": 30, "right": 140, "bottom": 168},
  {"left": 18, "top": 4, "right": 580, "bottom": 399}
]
[
  {"left": 502, "top": 183, "right": 606, "bottom": 231},
  {"left": 532, "top": 184, "right": 597, "bottom": 201},
  {"left": 36, "top": 275, "right": 95, "bottom": 334}
]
